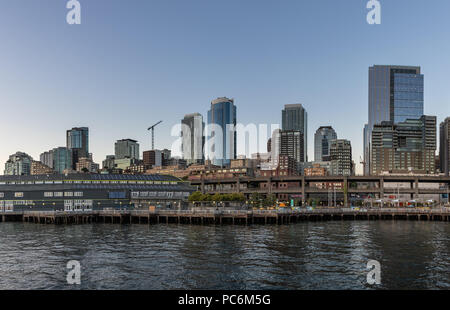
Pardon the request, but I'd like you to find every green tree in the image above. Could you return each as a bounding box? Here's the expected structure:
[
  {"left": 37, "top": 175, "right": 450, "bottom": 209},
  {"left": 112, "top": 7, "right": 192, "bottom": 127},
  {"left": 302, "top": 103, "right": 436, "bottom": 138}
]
[
  {"left": 188, "top": 191, "right": 204, "bottom": 202},
  {"left": 249, "top": 192, "right": 263, "bottom": 207},
  {"left": 211, "top": 193, "right": 223, "bottom": 202},
  {"left": 263, "top": 194, "right": 277, "bottom": 207},
  {"left": 230, "top": 193, "right": 245, "bottom": 202}
]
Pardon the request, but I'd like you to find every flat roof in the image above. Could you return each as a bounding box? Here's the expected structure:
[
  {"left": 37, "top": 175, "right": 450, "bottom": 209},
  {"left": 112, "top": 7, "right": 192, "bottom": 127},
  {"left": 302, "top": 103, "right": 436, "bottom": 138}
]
[{"left": 0, "top": 173, "right": 181, "bottom": 182}]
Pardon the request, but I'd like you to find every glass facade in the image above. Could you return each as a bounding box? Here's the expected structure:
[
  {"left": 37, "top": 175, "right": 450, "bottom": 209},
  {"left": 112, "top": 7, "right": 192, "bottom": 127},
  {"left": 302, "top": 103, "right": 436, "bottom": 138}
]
[
  {"left": 67, "top": 128, "right": 89, "bottom": 152},
  {"left": 66, "top": 127, "right": 89, "bottom": 169},
  {"left": 314, "top": 126, "right": 337, "bottom": 162},
  {"left": 392, "top": 73, "right": 424, "bottom": 123},
  {"left": 207, "top": 97, "right": 237, "bottom": 167},
  {"left": 53, "top": 147, "right": 72, "bottom": 173},
  {"left": 282, "top": 104, "right": 308, "bottom": 162},
  {"left": 365, "top": 65, "right": 424, "bottom": 175}
]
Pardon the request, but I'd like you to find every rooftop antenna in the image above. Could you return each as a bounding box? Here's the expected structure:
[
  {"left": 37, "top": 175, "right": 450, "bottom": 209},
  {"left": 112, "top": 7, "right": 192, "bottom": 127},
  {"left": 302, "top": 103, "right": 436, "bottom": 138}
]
[{"left": 147, "top": 121, "right": 163, "bottom": 150}]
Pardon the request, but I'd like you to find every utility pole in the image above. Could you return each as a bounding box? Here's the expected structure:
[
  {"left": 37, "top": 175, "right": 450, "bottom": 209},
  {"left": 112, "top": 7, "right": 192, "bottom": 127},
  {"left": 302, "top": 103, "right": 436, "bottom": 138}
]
[
  {"left": 147, "top": 121, "right": 163, "bottom": 150},
  {"left": 333, "top": 184, "right": 336, "bottom": 207}
]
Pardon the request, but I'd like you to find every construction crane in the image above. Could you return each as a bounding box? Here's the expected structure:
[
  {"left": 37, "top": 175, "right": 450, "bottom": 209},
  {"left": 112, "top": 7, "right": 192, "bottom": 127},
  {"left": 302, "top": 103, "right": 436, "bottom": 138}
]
[{"left": 147, "top": 121, "right": 163, "bottom": 150}]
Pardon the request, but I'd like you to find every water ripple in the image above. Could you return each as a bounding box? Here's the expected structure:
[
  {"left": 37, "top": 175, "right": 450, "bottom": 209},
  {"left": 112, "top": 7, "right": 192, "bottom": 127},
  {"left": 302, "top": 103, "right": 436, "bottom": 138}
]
[{"left": 0, "top": 221, "right": 449, "bottom": 289}]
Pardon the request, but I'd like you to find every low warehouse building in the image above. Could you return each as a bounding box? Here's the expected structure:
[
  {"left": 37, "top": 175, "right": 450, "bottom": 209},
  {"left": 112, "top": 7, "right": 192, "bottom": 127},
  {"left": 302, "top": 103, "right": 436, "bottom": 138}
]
[{"left": 0, "top": 174, "right": 195, "bottom": 212}]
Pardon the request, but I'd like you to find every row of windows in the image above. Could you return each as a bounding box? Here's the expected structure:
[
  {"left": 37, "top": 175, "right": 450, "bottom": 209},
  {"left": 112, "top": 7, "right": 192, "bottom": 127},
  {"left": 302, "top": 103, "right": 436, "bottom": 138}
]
[
  {"left": 0, "top": 180, "right": 178, "bottom": 185},
  {"left": 1, "top": 192, "right": 84, "bottom": 198},
  {"left": 44, "top": 192, "right": 83, "bottom": 197},
  {"left": 0, "top": 200, "right": 34, "bottom": 206},
  {"left": 131, "top": 191, "right": 190, "bottom": 199}
]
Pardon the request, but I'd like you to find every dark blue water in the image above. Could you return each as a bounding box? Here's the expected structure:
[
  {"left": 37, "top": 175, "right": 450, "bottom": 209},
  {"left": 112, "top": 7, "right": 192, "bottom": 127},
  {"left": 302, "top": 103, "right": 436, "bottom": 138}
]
[{"left": 0, "top": 221, "right": 449, "bottom": 289}]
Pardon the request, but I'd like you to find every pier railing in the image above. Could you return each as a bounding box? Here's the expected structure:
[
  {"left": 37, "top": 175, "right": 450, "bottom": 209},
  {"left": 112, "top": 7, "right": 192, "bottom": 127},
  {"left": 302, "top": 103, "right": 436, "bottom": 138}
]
[{"left": 3, "top": 207, "right": 450, "bottom": 216}]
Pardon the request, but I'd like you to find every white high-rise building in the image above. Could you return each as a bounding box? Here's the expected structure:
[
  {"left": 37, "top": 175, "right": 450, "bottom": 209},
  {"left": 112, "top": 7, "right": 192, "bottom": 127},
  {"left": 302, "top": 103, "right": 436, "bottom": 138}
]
[{"left": 181, "top": 113, "right": 204, "bottom": 165}]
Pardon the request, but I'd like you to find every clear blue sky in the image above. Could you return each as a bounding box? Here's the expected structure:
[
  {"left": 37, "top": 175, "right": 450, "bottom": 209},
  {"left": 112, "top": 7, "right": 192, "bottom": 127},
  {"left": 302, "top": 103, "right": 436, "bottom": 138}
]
[{"left": 1, "top": 0, "right": 450, "bottom": 174}]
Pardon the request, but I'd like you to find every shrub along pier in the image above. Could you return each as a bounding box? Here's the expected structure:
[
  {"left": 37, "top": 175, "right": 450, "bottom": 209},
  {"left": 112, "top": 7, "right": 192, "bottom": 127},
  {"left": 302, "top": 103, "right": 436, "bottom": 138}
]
[{"left": 1, "top": 208, "right": 450, "bottom": 225}]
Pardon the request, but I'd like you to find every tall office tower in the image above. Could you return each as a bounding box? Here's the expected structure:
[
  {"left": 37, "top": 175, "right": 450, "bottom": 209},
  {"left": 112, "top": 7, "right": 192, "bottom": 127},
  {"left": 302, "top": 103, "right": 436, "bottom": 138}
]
[
  {"left": 282, "top": 104, "right": 308, "bottom": 162},
  {"left": 67, "top": 127, "right": 89, "bottom": 169},
  {"left": 181, "top": 113, "right": 205, "bottom": 165},
  {"left": 115, "top": 139, "right": 140, "bottom": 160},
  {"left": 207, "top": 97, "right": 237, "bottom": 167},
  {"left": 314, "top": 126, "right": 337, "bottom": 161},
  {"left": 330, "top": 139, "right": 353, "bottom": 176},
  {"left": 272, "top": 129, "right": 304, "bottom": 172},
  {"left": 52, "top": 147, "right": 73, "bottom": 173},
  {"left": 4, "top": 152, "right": 33, "bottom": 175},
  {"left": 371, "top": 116, "right": 436, "bottom": 175},
  {"left": 440, "top": 117, "right": 450, "bottom": 176},
  {"left": 364, "top": 65, "right": 424, "bottom": 175}
]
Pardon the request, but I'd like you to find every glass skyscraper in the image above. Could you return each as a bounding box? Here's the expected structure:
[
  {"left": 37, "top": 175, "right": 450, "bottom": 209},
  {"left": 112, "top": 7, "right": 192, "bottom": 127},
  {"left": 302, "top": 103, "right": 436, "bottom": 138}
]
[
  {"left": 314, "top": 126, "right": 337, "bottom": 162},
  {"left": 368, "top": 65, "right": 423, "bottom": 129},
  {"left": 282, "top": 104, "right": 308, "bottom": 162},
  {"left": 364, "top": 65, "right": 424, "bottom": 175},
  {"left": 207, "top": 97, "right": 236, "bottom": 167},
  {"left": 52, "top": 147, "right": 73, "bottom": 174},
  {"left": 66, "top": 127, "right": 89, "bottom": 169}
]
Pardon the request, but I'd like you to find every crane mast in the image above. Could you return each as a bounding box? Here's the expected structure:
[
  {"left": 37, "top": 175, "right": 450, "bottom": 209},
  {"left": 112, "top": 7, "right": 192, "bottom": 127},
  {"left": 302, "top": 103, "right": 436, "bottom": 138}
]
[{"left": 147, "top": 121, "right": 163, "bottom": 150}]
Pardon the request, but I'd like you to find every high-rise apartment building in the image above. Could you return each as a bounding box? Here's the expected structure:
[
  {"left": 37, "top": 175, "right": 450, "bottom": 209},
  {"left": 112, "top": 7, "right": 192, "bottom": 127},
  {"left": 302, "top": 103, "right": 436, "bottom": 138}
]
[
  {"left": 371, "top": 116, "right": 436, "bottom": 175},
  {"left": 282, "top": 104, "right": 308, "bottom": 162},
  {"left": 272, "top": 129, "right": 304, "bottom": 172},
  {"left": 181, "top": 113, "right": 204, "bottom": 165},
  {"left": 4, "top": 152, "right": 33, "bottom": 175},
  {"left": 102, "top": 155, "right": 116, "bottom": 170},
  {"left": 40, "top": 151, "right": 54, "bottom": 169},
  {"left": 330, "top": 140, "right": 353, "bottom": 176},
  {"left": 364, "top": 65, "right": 424, "bottom": 175},
  {"left": 440, "top": 117, "right": 450, "bottom": 176},
  {"left": 40, "top": 147, "right": 73, "bottom": 174},
  {"left": 207, "top": 97, "right": 237, "bottom": 167},
  {"left": 314, "top": 126, "right": 337, "bottom": 162},
  {"left": 115, "top": 139, "right": 140, "bottom": 160}
]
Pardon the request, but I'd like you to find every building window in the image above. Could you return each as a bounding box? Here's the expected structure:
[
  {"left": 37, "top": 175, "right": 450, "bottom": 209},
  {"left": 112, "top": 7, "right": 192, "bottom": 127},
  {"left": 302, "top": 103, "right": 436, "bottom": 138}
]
[
  {"left": 44, "top": 192, "right": 53, "bottom": 197},
  {"left": 74, "top": 192, "right": 83, "bottom": 197},
  {"left": 64, "top": 192, "right": 74, "bottom": 197},
  {"left": 54, "top": 192, "right": 63, "bottom": 197},
  {"left": 15, "top": 192, "right": 24, "bottom": 198}
]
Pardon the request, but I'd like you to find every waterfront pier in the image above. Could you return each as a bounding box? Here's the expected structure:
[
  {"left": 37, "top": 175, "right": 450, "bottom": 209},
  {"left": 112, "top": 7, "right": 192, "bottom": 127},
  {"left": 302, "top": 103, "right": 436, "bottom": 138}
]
[{"left": 1, "top": 208, "right": 450, "bottom": 225}]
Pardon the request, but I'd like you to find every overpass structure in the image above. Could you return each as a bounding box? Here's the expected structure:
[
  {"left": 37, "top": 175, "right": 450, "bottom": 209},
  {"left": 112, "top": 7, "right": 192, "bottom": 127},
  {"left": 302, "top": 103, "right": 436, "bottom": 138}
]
[{"left": 189, "top": 175, "right": 450, "bottom": 206}]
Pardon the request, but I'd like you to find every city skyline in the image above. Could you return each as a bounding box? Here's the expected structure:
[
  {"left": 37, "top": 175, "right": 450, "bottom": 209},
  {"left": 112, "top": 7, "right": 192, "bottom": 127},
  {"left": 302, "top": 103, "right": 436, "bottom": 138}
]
[{"left": 1, "top": 1, "right": 450, "bottom": 174}]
